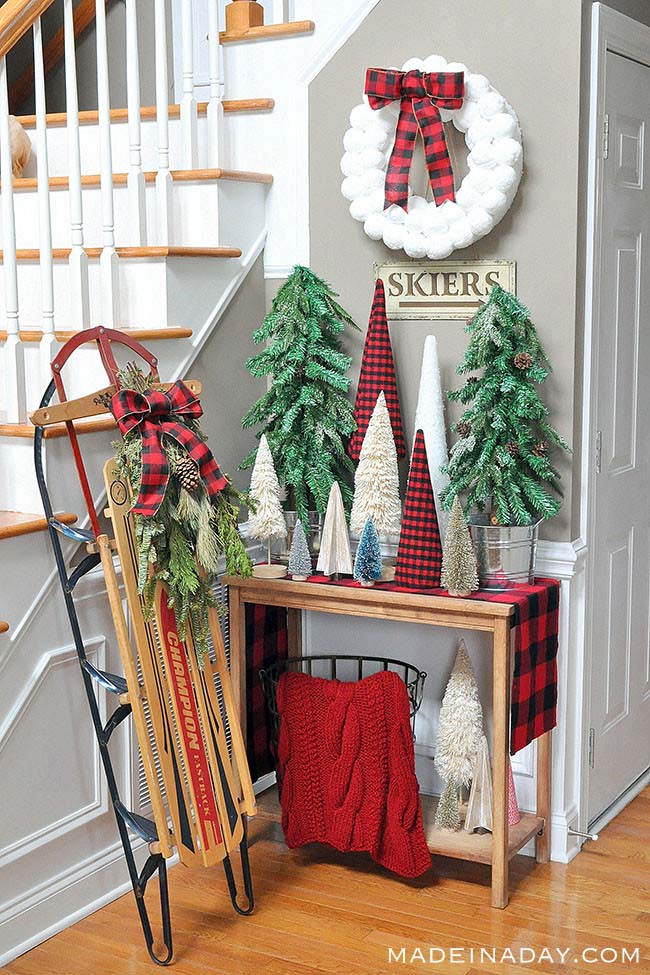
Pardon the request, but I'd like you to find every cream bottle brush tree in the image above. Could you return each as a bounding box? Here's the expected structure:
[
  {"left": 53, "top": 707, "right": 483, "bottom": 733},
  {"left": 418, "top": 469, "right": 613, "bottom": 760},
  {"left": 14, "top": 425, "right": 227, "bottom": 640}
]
[
  {"left": 441, "top": 496, "right": 479, "bottom": 597},
  {"left": 248, "top": 434, "right": 287, "bottom": 578},
  {"left": 433, "top": 639, "right": 483, "bottom": 831},
  {"left": 350, "top": 390, "right": 401, "bottom": 538}
]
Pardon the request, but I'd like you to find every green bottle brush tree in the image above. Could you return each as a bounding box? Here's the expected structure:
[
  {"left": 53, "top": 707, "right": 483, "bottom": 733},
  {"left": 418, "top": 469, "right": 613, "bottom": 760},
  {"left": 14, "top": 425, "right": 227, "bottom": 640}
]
[
  {"left": 241, "top": 266, "right": 359, "bottom": 527},
  {"left": 441, "top": 285, "right": 570, "bottom": 526}
]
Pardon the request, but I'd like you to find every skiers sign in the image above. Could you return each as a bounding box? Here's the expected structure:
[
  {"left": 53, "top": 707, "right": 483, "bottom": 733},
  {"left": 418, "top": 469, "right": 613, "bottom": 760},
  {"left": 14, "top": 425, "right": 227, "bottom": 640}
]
[{"left": 375, "top": 260, "right": 516, "bottom": 320}]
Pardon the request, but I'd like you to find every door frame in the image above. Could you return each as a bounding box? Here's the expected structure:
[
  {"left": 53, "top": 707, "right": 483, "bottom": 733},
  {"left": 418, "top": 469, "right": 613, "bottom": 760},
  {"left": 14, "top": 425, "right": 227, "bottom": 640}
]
[{"left": 581, "top": 2, "right": 650, "bottom": 831}]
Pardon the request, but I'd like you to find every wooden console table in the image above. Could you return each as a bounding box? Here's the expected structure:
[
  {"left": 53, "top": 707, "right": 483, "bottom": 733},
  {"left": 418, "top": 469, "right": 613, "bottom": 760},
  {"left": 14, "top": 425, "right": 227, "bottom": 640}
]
[{"left": 225, "top": 576, "right": 551, "bottom": 909}]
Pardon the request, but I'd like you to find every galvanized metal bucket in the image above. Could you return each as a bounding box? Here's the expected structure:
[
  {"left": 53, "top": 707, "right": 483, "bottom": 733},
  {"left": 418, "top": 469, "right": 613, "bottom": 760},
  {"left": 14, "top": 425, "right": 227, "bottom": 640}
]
[{"left": 468, "top": 519, "right": 541, "bottom": 590}]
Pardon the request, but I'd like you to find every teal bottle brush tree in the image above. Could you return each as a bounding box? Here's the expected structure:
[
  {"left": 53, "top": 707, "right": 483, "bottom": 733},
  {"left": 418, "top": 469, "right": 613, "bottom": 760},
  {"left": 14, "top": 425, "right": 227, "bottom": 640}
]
[
  {"left": 241, "top": 266, "right": 359, "bottom": 527},
  {"left": 441, "top": 285, "right": 570, "bottom": 526}
]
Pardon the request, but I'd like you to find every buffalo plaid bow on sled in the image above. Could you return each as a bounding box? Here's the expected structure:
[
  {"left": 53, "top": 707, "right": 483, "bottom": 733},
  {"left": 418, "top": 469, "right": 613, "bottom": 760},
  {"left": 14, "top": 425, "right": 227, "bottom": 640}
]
[
  {"left": 111, "top": 380, "right": 228, "bottom": 517},
  {"left": 365, "top": 68, "right": 464, "bottom": 211}
]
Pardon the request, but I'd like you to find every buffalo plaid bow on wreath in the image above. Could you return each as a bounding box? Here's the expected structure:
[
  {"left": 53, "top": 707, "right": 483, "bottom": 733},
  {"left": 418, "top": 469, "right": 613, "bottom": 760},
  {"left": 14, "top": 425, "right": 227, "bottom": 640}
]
[
  {"left": 364, "top": 67, "right": 464, "bottom": 211},
  {"left": 111, "top": 380, "right": 228, "bottom": 517}
]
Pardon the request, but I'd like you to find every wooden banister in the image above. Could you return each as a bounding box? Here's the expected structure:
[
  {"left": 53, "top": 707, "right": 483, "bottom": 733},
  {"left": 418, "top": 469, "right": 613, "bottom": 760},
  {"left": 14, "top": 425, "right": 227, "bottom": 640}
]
[
  {"left": 0, "top": 1, "right": 56, "bottom": 62},
  {"left": 10, "top": 0, "right": 112, "bottom": 111}
]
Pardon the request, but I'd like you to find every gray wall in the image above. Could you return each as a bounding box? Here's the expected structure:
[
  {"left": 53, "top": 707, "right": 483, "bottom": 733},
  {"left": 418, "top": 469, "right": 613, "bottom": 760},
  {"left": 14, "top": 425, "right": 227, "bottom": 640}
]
[
  {"left": 309, "top": 0, "right": 586, "bottom": 542},
  {"left": 190, "top": 254, "right": 267, "bottom": 495}
]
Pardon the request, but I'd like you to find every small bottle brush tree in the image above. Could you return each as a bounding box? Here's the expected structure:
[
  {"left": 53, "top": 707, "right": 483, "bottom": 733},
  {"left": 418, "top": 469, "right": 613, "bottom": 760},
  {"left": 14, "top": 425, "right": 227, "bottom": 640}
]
[
  {"left": 442, "top": 285, "right": 570, "bottom": 526},
  {"left": 248, "top": 434, "right": 287, "bottom": 578},
  {"left": 441, "top": 496, "right": 479, "bottom": 596},
  {"left": 350, "top": 391, "right": 401, "bottom": 538},
  {"left": 434, "top": 640, "right": 483, "bottom": 831},
  {"left": 241, "top": 266, "right": 359, "bottom": 526},
  {"left": 353, "top": 516, "right": 383, "bottom": 587},
  {"left": 288, "top": 518, "right": 312, "bottom": 581}
]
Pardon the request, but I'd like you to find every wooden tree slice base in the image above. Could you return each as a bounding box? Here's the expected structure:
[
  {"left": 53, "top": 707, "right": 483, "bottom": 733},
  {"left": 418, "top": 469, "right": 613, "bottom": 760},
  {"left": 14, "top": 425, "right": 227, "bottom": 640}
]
[
  {"left": 290, "top": 574, "right": 309, "bottom": 582},
  {"left": 359, "top": 579, "right": 375, "bottom": 588},
  {"left": 252, "top": 563, "right": 287, "bottom": 579},
  {"left": 449, "top": 589, "right": 473, "bottom": 597}
]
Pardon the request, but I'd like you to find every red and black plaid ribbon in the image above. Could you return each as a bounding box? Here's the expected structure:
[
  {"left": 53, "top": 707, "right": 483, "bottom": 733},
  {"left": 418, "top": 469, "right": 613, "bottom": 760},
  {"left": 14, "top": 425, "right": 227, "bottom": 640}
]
[
  {"left": 111, "top": 381, "right": 228, "bottom": 517},
  {"left": 365, "top": 67, "right": 464, "bottom": 211},
  {"left": 394, "top": 429, "right": 442, "bottom": 588},
  {"left": 349, "top": 278, "right": 405, "bottom": 461},
  {"left": 293, "top": 576, "right": 560, "bottom": 755}
]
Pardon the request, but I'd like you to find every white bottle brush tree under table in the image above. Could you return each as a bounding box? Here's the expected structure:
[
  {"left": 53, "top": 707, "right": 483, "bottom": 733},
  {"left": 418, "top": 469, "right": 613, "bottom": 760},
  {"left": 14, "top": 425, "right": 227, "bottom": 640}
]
[
  {"left": 433, "top": 639, "right": 484, "bottom": 832},
  {"left": 248, "top": 434, "right": 287, "bottom": 578}
]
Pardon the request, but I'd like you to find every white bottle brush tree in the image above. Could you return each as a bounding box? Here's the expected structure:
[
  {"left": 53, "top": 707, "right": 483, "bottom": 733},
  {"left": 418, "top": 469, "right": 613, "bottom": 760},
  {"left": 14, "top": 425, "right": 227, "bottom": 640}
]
[
  {"left": 434, "top": 640, "right": 484, "bottom": 831},
  {"left": 288, "top": 518, "right": 312, "bottom": 580},
  {"left": 350, "top": 390, "right": 401, "bottom": 541},
  {"left": 248, "top": 434, "right": 287, "bottom": 575}
]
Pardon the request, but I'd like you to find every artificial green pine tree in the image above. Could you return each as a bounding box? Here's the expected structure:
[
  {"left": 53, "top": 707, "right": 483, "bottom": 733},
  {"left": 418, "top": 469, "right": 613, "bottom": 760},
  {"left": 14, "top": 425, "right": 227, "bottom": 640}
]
[
  {"left": 241, "top": 266, "right": 359, "bottom": 525},
  {"left": 442, "top": 285, "right": 570, "bottom": 526}
]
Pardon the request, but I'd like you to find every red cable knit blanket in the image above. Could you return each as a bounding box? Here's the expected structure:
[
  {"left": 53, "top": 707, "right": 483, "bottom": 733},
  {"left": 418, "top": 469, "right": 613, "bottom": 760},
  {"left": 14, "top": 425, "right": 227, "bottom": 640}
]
[{"left": 276, "top": 669, "right": 431, "bottom": 879}]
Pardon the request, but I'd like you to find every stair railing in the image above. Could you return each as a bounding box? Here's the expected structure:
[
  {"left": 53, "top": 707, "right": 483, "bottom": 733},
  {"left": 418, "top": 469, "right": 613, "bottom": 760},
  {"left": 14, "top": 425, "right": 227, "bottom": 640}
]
[{"left": 0, "top": 0, "right": 225, "bottom": 421}]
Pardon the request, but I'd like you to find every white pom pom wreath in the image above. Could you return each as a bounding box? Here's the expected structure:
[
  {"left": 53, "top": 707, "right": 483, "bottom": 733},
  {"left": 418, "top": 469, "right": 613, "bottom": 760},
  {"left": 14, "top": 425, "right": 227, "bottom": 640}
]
[{"left": 342, "top": 55, "right": 522, "bottom": 256}]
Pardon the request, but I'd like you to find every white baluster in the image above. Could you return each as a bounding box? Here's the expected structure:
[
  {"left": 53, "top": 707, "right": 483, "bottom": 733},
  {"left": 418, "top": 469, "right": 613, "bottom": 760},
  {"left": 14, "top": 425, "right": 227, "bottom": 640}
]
[
  {"left": 154, "top": 0, "right": 172, "bottom": 244},
  {"left": 272, "top": 0, "right": 290, "bottom": 23},
  {"left": 207, "top": 0, "right": 224, "bottom": 169},
  {"left": 0, "top": 58, "right": 26, "bottom": 422},
  {"left": 125, "top": 0, "right": 146, "bottom": 244},
  {"left": 33, "top": 17, "right": 56, "bottom": 384},
  {"left": 180, "top": 0, "right": 198, "bottom": 168},
  {"left": 63, "top": 0, "right": 90, "bottom": 330},
  {"left": 95, "top": 0, "right": 119, "bottom": 326}
]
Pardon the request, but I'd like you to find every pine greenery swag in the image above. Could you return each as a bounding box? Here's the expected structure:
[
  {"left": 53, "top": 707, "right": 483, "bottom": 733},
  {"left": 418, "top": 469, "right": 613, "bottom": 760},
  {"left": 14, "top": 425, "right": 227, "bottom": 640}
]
[
  {"left": 241, "top": 266, "right": 359, "bottom": 526},
  {"left": 112, "top": 364, "right": 252, "bottom": 664},
  {"left": 441, "top": 285, "right": 570, "bottom": 526}
]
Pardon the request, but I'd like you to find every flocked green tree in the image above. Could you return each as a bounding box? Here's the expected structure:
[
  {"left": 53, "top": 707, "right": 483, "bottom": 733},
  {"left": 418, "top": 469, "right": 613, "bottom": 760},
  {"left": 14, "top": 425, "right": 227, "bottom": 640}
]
[
  {"left": 441, "top": 285, "right": 570, "bottom": 526},
  {"left": 241, "top": 266, "right": 359, "bottom": 525}
]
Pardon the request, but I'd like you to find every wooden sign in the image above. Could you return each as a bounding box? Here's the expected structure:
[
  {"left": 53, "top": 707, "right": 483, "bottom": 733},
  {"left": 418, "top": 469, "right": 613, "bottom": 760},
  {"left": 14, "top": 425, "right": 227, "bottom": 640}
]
[{"left": 375, "top": 260, "right": 516, "bottom": 320}]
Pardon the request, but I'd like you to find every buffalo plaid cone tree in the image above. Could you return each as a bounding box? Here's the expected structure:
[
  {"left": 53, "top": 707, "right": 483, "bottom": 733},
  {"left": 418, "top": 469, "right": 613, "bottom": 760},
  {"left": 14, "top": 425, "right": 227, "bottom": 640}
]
[
  {"left": 394, "top": 430, "right": 442, "bottom": 588},
  {"left": 348, "top": 278, "right": 405, "bottom": 462}
]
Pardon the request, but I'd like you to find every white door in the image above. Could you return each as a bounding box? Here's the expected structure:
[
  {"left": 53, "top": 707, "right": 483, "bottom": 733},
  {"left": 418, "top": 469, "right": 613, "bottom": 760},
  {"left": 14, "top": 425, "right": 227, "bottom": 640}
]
[{"left": 588, "top": 50, "right": 650, "bottom": 823}]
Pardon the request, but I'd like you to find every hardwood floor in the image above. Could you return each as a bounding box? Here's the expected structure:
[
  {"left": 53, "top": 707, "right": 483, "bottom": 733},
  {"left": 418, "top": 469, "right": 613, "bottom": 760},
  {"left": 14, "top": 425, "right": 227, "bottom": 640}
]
[{"left": 6, "top": 787, "right": 650, "bottom": 974}]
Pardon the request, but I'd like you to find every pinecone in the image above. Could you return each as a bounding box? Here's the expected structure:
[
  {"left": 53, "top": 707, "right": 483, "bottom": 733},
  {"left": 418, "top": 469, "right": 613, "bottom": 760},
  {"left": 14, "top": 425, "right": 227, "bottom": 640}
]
[
  {"left": 505, "top": 440, "right": 519, "bottom": 457},
  {"left": 466, "top": 376, "right": 479, "bottom": 387},
  {"left": 514, "top": 351, "right": 533, "bottom": 370},
  {"left": 532, "top": 440, "right": 549, "bottom": 457},
  {"left": 176, "top": 454, "right": 200, "bottom": 492},
  {"left": 456, "top": 421, "right": 472, "bottom": 438}
]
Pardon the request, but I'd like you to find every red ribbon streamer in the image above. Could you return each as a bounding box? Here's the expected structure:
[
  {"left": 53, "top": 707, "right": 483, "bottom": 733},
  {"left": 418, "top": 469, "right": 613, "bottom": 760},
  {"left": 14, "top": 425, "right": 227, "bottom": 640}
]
[
  {"left": 364, "top": 68, "right": 464, "bottom": 212},
  {"left": 111, "top": 380, "right": 228, "bottom": 517}
]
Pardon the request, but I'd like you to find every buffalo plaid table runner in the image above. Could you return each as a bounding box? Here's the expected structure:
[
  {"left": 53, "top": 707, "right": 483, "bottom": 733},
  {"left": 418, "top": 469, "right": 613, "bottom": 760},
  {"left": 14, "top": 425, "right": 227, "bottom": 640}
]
[
  {"left": 244, "top": 576, "right": 559, "bottom": 771},
  {"left": 245, "top": 603, "right": 288, "bottom": 780}
]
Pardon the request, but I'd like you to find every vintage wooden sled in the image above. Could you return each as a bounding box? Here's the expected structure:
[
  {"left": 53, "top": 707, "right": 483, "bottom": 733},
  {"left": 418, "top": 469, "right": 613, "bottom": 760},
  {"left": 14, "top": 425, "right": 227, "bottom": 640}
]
[{"left": 31, "top": 327, "right": 256, "bottom": 965}]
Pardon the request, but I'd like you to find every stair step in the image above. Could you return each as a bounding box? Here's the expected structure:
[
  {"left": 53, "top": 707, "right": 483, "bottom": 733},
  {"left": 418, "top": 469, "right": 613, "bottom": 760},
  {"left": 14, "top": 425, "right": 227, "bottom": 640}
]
[
  {"left": 220, "top": 19, "right": 315, "bottom": 43},
  {"left": 0, "top": 417, "right": 116, "bottom": 439},
  {"left": 16, "top": 99, "right": 275, "bottom": 129},
  {"left": 0, "top": 245, "right": 242, "bottom": 261},
  {"left": 0, "top": 510, "right": 76, "bottom": 540},
  {"left": 5, "top": 168, "right": 273, "bottom": 192},
  {"left": 0, "top": 326, "right": 192, "bottom": 343}
]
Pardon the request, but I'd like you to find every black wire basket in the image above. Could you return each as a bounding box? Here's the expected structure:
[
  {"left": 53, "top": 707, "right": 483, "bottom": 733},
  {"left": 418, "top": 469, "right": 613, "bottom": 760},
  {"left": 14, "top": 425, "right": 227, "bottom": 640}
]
[{"left": 259, "top": 654, "right": 427, "bottom": 771}]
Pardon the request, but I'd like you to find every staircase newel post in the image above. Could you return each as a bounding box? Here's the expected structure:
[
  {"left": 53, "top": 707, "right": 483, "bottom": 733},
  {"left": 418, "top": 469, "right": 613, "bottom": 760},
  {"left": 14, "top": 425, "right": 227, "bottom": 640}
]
[
  {"left": 154, "top": 0, "right": 173, "bottom": 245},
  {"left": 95, "top": 0, "right": 120, "bottom": 327},
  {"left": 126, "top": 0, "right": 147, "bottom": 245},
  {"left": 180, "top": 0, "right": 198, "bottom": 169},
  {"left": 0, "top": 57, "right": 26, "bottom": 422},
  {"left": 33, "top": 16, "right": 57, "bottom": 387},
  {"left": 63, "top": 0, "right": 90, "bottom": 330}
]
